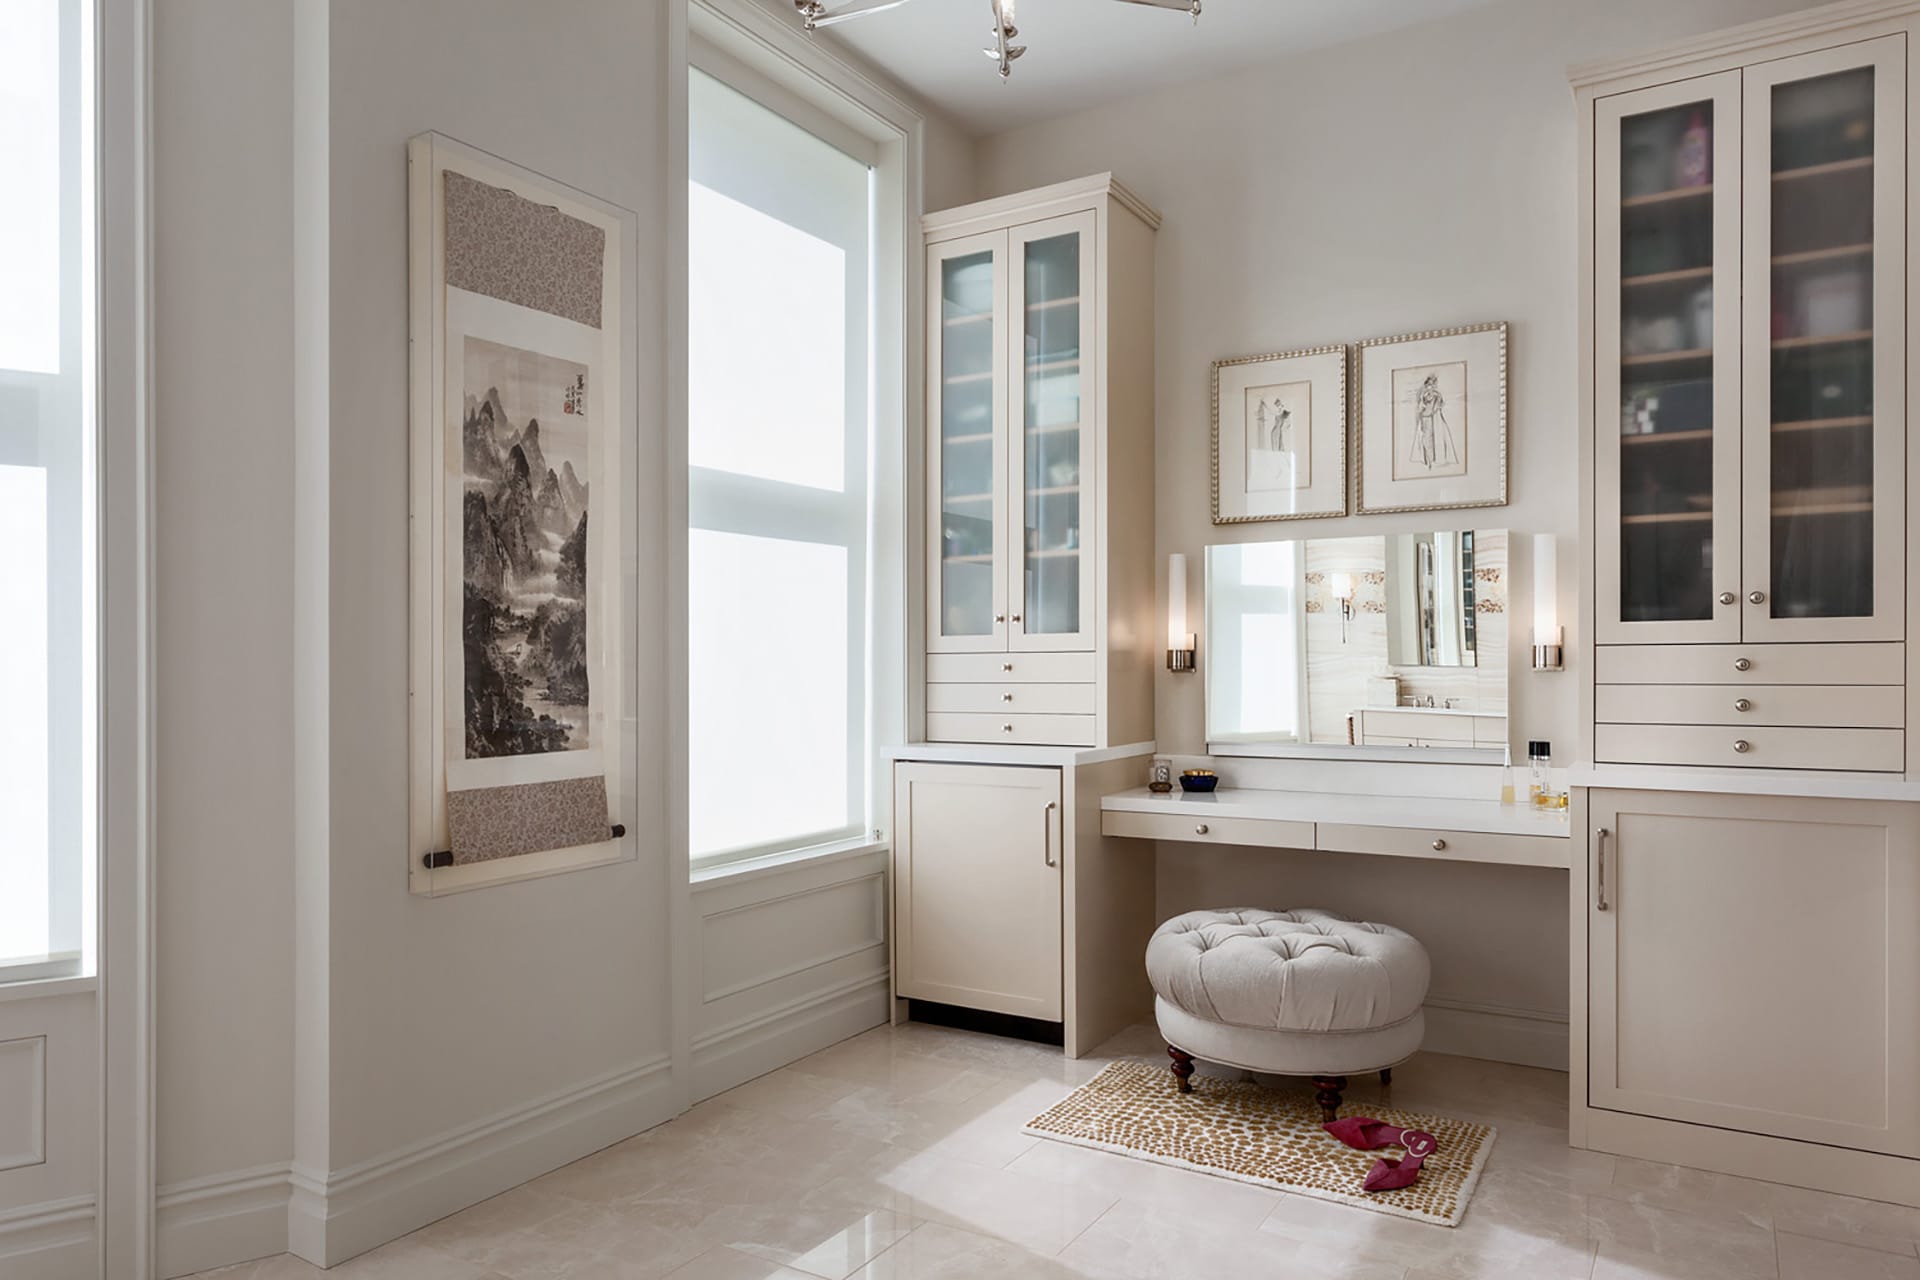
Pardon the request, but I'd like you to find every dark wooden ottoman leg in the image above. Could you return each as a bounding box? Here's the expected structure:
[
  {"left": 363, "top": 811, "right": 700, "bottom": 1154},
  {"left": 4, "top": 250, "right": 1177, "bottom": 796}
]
[
  {"left": 1379, "top": 1067, "right": 1393, "bottom": 1087},
  {"left": 1312, "top": 1074, "right": 1348, "bottom": 1122},
  {"left": 1167, "top": 1045, "right": 1195, "bottom": 1094}
]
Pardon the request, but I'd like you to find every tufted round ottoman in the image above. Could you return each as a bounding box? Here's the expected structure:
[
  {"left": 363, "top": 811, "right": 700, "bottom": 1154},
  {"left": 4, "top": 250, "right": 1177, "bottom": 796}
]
[{"left": 1145, "top": 907, "right": 1430, "bottom": 1120}]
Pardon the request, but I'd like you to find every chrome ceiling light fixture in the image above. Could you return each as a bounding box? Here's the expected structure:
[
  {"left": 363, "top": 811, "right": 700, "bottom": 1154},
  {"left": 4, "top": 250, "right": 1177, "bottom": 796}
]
[{"left": 793, "top": 0, "right": 1202, "bottom": 82}]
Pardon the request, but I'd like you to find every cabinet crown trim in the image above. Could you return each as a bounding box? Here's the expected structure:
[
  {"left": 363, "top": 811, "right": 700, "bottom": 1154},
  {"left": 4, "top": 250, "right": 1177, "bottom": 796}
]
[
  {"left": 923, "top": 171, "right": 1162, "bottom": 235},
  {"left": 1568, "top": 0, "right": 1920, "bottom": 90}
]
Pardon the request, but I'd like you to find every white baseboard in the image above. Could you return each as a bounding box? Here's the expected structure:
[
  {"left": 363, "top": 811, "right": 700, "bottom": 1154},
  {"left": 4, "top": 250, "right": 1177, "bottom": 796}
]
[
  {"left": 690, "top": 969, "right": 890, "bottom": 1102},
  {"left": 289, "top": 1053, "right": 677, "bottom": 1269},
  {"left": 155, "top": 1162, "right": 293, "bottom": 1279},
  {"left": 0, "top": 1194, "right": 97, "bottom": 1280},
  {"left": 1422, "top": 998, "right": 1569, "bottom": 1071}
]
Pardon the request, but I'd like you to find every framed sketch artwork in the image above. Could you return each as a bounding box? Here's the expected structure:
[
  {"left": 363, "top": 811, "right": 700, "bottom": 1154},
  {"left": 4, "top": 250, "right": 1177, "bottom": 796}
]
[
  {"left": 407, "top": 132, "right": 636, "bottom": 895},
  {"left": 1355, "top": 323, "right": 1508, "bottom": 514},
  {"left": 1213, "top": 344, "right": 1348, "bottom": 523}
]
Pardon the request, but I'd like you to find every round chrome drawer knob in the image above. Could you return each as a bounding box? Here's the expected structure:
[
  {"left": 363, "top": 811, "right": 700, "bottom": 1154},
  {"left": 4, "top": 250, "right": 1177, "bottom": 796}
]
[
  {"left": 1195, "top": 824, "right": 1210, "bottom": 835},
  {"left": 1734, "top": 658, "right": 1753, "bottom": 672},
  {"left": 1718, "top": 591, "right": 1736, "bottom": 606},
  {"left": 1748, "top": 590, "right": 1766, "bottom": 605},
  {"left": 1002, "top": 693, "right": 1014, "bottom": 702},
  {"left": 1733, "top": 739, "right": 1752, "bottom": 754},
  {"left": 1002, "top": 723, "right": 1014, "bottom": 733},
  {"left": 1002, "top": 663, "right": 1014, "bottom": 672},
  {"left": 1431, "top": 838, "right": 1448, "bottom": 851},
  {"left": 1734, "top": 698, "right": 1753, "bottom": 713}
]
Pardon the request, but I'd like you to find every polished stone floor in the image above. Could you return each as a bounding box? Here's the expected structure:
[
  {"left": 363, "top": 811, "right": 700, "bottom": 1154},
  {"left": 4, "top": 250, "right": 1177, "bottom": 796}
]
[{"left": 192, "top": 1022, "right": 1920, "bottom": 1280}]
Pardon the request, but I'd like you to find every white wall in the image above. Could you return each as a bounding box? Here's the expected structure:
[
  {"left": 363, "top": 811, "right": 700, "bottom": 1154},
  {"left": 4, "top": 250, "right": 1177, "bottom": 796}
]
[{"left": 970, "top": 0, "right": 1816, "bottom": 1057}]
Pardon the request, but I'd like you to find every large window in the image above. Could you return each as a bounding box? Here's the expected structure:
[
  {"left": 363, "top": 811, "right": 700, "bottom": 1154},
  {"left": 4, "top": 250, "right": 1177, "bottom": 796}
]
[
  {"left": 0, "top": 0, "right": 96, "bottom": 981},
  {"left": 688, "top": 66, "right": 877, "bottom": 866}
]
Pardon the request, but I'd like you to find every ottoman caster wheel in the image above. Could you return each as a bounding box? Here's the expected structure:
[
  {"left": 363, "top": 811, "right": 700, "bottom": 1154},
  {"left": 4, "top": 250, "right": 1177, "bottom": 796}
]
[
  {"left": 1167, "top": 1045, "right": 1195, "bottom": 1094},
  {"left": 1312, "top": 1074, "right": 1348, "bottom": 1122}
]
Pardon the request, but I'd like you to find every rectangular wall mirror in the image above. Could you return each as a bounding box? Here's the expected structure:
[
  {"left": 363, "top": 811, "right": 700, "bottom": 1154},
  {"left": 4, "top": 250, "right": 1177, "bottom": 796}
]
[{"left": 1206, "top": 530, "right": 1508, "bottom": 761}]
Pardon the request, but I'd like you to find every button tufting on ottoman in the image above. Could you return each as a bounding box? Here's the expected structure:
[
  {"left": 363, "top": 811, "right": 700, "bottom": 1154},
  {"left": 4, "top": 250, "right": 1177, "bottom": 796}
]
[{"left": 1146, "top": 908, "right": 1430, "bottom": 1120}]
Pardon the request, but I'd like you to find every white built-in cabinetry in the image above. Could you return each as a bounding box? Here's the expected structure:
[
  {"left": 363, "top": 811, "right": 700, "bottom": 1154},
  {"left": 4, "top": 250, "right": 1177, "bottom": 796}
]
[
  {"left": 922, "top": 175, "right": 1157, "bottom": 749},
  {"left": 1589, "top": 12, "right": 1910, "bottom": 773},
  {"left": 1575, "top": 0, "right": 1920, "bottom": 1205}
]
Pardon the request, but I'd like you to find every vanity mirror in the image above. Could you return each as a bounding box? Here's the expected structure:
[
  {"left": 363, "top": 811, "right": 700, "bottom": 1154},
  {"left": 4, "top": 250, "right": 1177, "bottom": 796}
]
[{"left": 1205, "top": 530, "right": 1509, "bottom": 761}]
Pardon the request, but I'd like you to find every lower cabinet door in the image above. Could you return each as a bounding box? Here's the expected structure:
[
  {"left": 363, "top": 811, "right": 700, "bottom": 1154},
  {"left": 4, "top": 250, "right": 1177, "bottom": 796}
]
[
  {"left": 894, "top": 762, "right": 1064, "bottom": 1021},
  {"left": 1588, "top": 789, "right": 1920, "bottom": 1156}
]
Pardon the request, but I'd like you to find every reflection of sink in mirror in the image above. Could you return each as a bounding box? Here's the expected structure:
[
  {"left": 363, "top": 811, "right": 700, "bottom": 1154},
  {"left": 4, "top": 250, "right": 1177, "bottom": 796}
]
[{"left": 1206, "top": 530, "right": 1509, "bottom": 761}]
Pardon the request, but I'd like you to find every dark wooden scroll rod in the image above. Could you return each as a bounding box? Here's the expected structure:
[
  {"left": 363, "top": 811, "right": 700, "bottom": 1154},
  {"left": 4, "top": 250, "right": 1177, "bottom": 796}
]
[{"left": 423, "top": 824, "right": 627, "bottom": 869}]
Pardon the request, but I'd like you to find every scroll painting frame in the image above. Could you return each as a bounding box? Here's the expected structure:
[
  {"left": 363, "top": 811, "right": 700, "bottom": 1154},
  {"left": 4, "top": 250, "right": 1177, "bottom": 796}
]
[{"left": 407, "top": 131, "right": 634, "bottom": 896}]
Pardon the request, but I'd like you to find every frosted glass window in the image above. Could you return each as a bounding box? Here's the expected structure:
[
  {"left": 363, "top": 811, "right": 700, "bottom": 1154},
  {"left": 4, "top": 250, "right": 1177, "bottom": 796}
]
[
  {"left": 1206, "top": 541, "right": 1305, "bottom": 744},
  {"left": 1, "top": 0, "right": 93, "bottom": 982},
  {"left": 688, "top": 66, "right": 874, "bottom": 866}
]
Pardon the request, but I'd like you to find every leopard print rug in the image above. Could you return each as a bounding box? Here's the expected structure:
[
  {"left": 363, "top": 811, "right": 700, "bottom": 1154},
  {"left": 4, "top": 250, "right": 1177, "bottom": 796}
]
[{"left": 1023, "top": 1061, "right": 1495, "bottom": 1226}]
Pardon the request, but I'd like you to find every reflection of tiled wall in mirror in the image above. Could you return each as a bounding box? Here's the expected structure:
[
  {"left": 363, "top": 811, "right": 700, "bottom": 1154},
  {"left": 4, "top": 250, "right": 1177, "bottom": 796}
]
[{"left": 1302, "top": 531, "right": 1507, "bottom": 746}]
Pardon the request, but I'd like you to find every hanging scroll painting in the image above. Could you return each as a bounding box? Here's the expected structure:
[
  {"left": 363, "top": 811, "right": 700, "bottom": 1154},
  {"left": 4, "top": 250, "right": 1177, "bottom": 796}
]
[{"left": 408, "top": 132, "right": 631, "bottom": 894}]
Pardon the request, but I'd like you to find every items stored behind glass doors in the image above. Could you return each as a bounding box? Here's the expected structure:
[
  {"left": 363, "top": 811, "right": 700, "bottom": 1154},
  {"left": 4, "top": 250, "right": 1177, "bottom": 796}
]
[
  {"left": 1591, "top": 33, "right": 1908, "bottom": 774},
  {"left": 922, "top": 175, "right": 1158, "bottom": 749}
]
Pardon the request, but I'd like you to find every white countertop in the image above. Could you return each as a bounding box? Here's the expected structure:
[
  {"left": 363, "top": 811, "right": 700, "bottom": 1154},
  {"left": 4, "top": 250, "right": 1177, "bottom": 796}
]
[
  {"left": 890, "top": 740, "right": 1156, "bottom": 768},
  {"left": 1101, "top": 786, "right": 1572, "bottom": 839},
  {"left": 1571, "top": 764, "right": 1920, "bottom": 803}
]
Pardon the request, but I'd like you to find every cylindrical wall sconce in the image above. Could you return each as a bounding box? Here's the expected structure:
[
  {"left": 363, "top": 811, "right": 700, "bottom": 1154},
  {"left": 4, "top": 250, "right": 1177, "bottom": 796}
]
[
  {"left": 1167, "top": 553, "right": 1197, "bottom": 673},
  {"left": 1533, "top": 532, "right": 1564, "bottom": 671}
]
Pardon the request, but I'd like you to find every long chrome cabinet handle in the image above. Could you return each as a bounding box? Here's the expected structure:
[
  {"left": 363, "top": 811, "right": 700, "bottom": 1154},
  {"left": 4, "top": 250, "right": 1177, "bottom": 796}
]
[
  {"left": 1595, "top": 827, "right": 1610, "bottom": 912},
  {"left": 1043, "top": 801, "right": 1058, "bottom": 868}
]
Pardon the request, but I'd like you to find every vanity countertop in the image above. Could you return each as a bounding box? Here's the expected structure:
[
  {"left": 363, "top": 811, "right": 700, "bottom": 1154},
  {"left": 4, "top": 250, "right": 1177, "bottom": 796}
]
[{"left": 1102, "top": 786, "right": 1572, "bottom": 840}]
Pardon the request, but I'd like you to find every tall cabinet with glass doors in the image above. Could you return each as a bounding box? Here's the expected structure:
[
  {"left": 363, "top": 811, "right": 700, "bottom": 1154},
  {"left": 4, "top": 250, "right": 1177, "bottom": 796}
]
[
  {"left": 921, "top": 175, "right": 1158, "bottom": 749},
  {"left": 1592, "top": 27, "right": 1911, "bottom": 774}
]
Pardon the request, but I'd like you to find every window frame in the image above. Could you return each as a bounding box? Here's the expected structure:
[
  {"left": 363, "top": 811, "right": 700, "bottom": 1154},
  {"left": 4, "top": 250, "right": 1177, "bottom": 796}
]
[{"left": 676, "top": 5, "right": 919, "bottom": 880}]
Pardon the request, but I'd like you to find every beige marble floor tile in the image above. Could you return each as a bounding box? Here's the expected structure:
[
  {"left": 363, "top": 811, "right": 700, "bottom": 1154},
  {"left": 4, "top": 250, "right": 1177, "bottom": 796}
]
[
  {"left": 848, "top": 1222, "right": 1076, "bottom": 1279},
  {"left": 1778, "top": 1231, "right": 1920, "bottom": 1280},
  {"left": 185, "top": 1023, "right": 1920, "bottom": 1280},
  {"left": 660, "top": 1246, "right": 823, "bottom": 1279},
  {"left": 1587, "top": 1192, "right": 1779, "bottom": 1279}
]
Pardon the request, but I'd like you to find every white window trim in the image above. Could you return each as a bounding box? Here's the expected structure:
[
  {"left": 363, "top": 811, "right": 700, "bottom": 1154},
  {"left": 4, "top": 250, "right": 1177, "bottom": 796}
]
[{"left": 672, "top": 0, "right": 922, "bottom": 878}]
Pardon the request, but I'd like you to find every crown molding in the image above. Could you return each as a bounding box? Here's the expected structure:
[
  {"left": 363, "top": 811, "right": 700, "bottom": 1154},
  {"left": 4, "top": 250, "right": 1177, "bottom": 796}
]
[{"left": 1569, "top": 0, "right": 1920, "bottom": 91}]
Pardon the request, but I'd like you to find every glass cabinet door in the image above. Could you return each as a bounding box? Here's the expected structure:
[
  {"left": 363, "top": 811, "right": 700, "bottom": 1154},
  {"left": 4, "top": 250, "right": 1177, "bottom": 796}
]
[
  {"left": 1596, "top": 73, "right": 1744, "bottom": 644},
  {"left": 1742, "top": 39, "right": 1905, "bottom": 643},
  {"left": 1008, "top": 212, "right": 1098, "bottom": 652},
  {"left": 927, "top": 231, "right": 1010, "bottom": 652}
]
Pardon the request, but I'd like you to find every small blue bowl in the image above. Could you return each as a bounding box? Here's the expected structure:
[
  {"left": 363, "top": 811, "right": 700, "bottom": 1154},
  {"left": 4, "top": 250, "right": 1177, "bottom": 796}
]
[{"left": 1179, "top": 772, "right": 1219, "bottom": 793}]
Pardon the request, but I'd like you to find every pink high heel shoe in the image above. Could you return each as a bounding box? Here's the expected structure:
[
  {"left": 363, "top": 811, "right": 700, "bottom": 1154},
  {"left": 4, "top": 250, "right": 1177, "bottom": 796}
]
[{"left": 1323, "top": 1116, "right": 1439, "bottom": 1193}]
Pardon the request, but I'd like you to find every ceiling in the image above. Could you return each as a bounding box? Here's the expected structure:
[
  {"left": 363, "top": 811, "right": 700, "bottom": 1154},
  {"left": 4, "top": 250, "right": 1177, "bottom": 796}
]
[{"left": 809, "top": 0, "right": 1502, "bottom": 135}]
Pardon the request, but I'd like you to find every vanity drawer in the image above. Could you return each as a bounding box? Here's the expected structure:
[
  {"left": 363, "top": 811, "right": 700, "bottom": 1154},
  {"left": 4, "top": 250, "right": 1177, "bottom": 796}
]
[
  {"left": 1596, "top": 643, "right": 1904, "bottom": 686},
  {"left": 1595, "top": 723, "right": 1904, "bottom": 772},
  {"left": 927, "top": 683, "right": 1098, "bottom": 716},
  {"left": 1317, "top": 823, "right": 1569, "bottom": 870},
  {"left": 927, "top": 652, "right": 1097, "bottom": 684},
  {"left": 1102, "top": 809, "right": 1315, "bottom": 850},
  {"left": 1356, "top": 709, "right": 1475, "bottom": 744},
  {"left": 1597, "top": 684, "right": 1903, "bottom": 729},
  {"left": 926, "top": 712, "right": 1097, "bottom": 747}
]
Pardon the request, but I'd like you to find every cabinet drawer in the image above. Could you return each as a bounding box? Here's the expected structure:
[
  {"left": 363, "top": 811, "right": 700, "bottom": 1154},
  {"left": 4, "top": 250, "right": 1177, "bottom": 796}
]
[
  {"left": 927, "top": 712, "right": 1097, "bottom": 747},
  {"left": 927, "top": 652, "right": 1097, "bottom": 684},
  {"left": 927, "top": 682, "right": 1097, "bottom": 716},
  {"left": 1355, "top": 710, "right": 1475, "bottom": 743},
  {"left": 1596, "top": 643, "right": 1904, "bottom": 686},
  {"left": 1596, "top": 723, "right": 1904, "bottom": 772},
  {"left": 1102, "top": 809, "right": 1314, "bottom": 850},
  {"left": 1598, "top": 684, "right": 1904, "bottom": 729},
  {"left": 1317, "top": 823, "right": 1569, "bottom": 869}
]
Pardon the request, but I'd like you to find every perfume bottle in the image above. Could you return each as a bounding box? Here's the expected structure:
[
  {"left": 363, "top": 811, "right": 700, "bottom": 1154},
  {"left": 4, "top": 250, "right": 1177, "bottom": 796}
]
[
  {"left": 1499, "top": 747, "right": 1517, "bottom": 807},
  {"left": 1675, "top": 109, "right": 1711, "bottom": 188},
  {"left": 1528, "top": 740, "right": 1552, "bottom": 808}
]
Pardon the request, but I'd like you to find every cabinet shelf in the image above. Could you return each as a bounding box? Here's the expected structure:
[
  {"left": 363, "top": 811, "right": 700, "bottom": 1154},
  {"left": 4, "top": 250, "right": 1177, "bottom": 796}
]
[
  {"left": 1026, "top": 357, "right": 1080, "bottom": 375},
  {"left": 1772, "top": 242, "right": 1872, "bottom": 267},
  {"left": 943, "top": 431, "right": 993, "bottom": 446},
  {"left": 942, "top": 553, "right": 993, "bottom": 564},
  {"left": 1622, "top": 347, "right": 1713, "bottom": 366},
  {"left": 1027, "top": 423, "right": 1080, "bottom": 437},
  {"left": 1027, "top": 484, "right": 1080, "bottom": 498},
  {"left": 1027, "top": 296, "right": 1079, "bottom": 313},
  {"left": 1622, "top": 428, "right": 1714, "bottom": 445},
  {"left": 1773, "top": 415, "right": 1872, "bottom": 434},
  {"left": 943, "top": 313, "right": 993, "bottom": 328},
  {"left": 1773, "top": 155, "right": 1873, "bottom": 183},
  {"left": 1622, "top": 265, "right": 1713, "bottom": 287},
  {"left": 1621, "top": 511, "right": 1713, "bottom": 526},
  {"left": 944, "top": 492, "right": 992, "bottom": 505},
  {"left": 1771, "top": 330, "right": 1871, "bottom": 350},
  {"left": 1622, "top": 183, "right": 1713, "bottom": 209},
  {"left": 1026, "top": 547, "right": 1081, "bottom": 559},
  {"left": 943, "top": 370, "right": 994, "bottom": 386}
]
